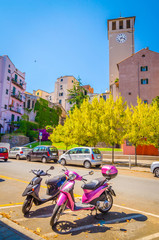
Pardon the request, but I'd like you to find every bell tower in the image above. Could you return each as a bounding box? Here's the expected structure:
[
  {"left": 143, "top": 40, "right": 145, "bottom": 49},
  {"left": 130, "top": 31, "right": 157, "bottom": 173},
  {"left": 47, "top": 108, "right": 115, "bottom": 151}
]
[{"left": 107, "top": 16, "right": 135, "bottom": 97}]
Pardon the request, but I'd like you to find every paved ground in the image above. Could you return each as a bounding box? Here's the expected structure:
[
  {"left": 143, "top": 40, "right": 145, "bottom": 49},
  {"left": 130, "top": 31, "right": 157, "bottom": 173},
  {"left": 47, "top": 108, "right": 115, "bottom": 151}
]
[{"left": 0, "top": 158, "right": 159, "bottom": 240}]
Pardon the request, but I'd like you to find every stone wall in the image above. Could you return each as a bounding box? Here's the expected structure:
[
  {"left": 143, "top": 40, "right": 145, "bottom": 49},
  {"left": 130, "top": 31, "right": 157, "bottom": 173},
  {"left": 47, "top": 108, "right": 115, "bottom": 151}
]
[{"left": 1, "top": 134, "right": 30, "bottom": 148}]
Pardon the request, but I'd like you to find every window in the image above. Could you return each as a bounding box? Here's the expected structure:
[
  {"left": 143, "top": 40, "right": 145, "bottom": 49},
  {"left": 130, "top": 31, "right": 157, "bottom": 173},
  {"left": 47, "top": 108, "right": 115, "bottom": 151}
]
[
  {"left": 142, "top": 54, "right": 145, "bottom": 58},
  {"left": 119, "top": 20, "right": 123, "bottom": 29},
  {"left": 12, "top": 87, "right": 16, "bottom": 95},
  {"left": 23, "top": 102, "right": 25, "bottom": 108},
  {"left": 126, "top": 20, "right": 130, "bottom": 28},
  {"left": 7, "top": 76, "right": 10, "bottom": 81},
  {"left": 144, "top": 100, "right": 148, "bottom": 104},
  {"left": 84, "top": 148, "right": 90, "bottom": 154},
  {"left": 103, "top": 95, "right": 106, "bottom": 101},
  {"left": 36, "top": 92, "right": 39, "bottom": 95},
  {"left": 68, "top": 148, "right": 77, "bottom": 154},
  {"left": 60, "top": 85, "right": 63, "bottom": 90},
  {"left": 6, "top": 89, "right": 8, "bottom": 95},
  {"left": 92, "top": 149, "right": 101, "bottom": 154},
  {"left": 59, "top": 100, "right": 62, "bottom": 104},
  {"left": 128, "top": 92, "right": 131, "bottom": 95},
  {"left": 112, "top": 21, "right": 116, "bottom": 30},
  {"left": 72, "top": 80, "right": 74, "bottom": 83},
  {"left": 59, "top": 92, "right": 63, "bottom": 96},
  {"left": 33, "top": 147, "right": 39, "bottom": 152},
  {"left": 69, "top": 101, "right": 72, "bottom": 104},
  {"left": 32, "top": 101, "right": 34, "bottom": 108},
  {"left": 8, "top": 69, "right": 11, "bottom": 73},
  {"left": 61, "top": 79, "right": 63, "bottom": 82},
  {"left": 15, "top": 74, "right": 18, "bottom": 82},
  {"left": 11, "top": 114, "right": 15, "bottom": 122},
  {"left": 27, "top": 99, "right": 30, "bottom": 108},
  {"left": 4, "top": 105, "right": 7, "bottom": 109},
  {"left": 17, "top": 116, "right": 20, "bottom": 121},
  {"left": 141, "top": 66, "right": 148, "bottom": 71},
  {"left": 141, "top": 79, "right": 148, "bottom": 84},
  {"left": 8, "top": 64, "right": 10, "bottom": 68}
]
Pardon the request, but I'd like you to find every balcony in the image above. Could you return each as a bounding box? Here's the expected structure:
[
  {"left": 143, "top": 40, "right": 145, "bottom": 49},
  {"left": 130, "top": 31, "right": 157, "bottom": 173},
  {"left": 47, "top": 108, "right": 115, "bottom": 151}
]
[
  {"left": 10, "top": 106, "right": 22, "bottom": 115},
  {"left": 11, "top": 78, "right": 25, "bottom": 90},
  {"left": 11, "top": 93, "right": 23, "bottom": 102}
]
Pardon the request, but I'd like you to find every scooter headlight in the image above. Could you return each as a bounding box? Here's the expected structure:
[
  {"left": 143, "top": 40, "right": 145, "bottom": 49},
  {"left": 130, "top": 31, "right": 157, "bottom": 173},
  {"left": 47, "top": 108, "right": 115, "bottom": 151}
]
[{"left": 69, "top": 173, "right": 76, "bottom": 180}]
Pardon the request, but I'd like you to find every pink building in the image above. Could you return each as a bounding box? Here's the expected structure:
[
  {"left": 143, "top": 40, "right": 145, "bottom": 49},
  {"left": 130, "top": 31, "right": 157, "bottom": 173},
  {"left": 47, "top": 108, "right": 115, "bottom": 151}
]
[
  {"left": 0, "top": 55, "right": 26, "bottom": 133},
  {"left": 118, "top": 48, "right": 159, "bottom": 105}
]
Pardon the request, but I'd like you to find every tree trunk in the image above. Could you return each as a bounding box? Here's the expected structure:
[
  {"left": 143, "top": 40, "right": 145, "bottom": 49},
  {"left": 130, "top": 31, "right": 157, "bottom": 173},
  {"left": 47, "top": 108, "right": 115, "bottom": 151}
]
[
  {"left": 135, "top": 145, "right": 137, "bottom": 166},
  {"left": 112, "top": 145, "right": 114, "bottom": 164}
]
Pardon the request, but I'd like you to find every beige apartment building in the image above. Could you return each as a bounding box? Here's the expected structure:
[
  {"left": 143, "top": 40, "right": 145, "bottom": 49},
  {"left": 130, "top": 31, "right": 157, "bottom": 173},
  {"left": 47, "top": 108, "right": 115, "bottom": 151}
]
[
  {"left": 118, "top": 48, "right": 159, "bottom": 105},
  {"left": 107, "top": 16, "right": 135, "bottom": 99},
  {"left": 53, "top": 76, "right": 78, "bottom": 112}
]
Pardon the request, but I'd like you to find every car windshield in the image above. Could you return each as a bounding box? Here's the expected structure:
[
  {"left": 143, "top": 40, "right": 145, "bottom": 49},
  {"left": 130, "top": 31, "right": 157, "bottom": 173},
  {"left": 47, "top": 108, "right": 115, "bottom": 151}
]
[
  {"left": 49, "top": 147, "right": 57, "bottom": 152},
  {"left": 92, "top": 149, "right": 101, "bottom": 154},
  {"left": 0, "top": 148, "right": 8, "bottom": 153}
]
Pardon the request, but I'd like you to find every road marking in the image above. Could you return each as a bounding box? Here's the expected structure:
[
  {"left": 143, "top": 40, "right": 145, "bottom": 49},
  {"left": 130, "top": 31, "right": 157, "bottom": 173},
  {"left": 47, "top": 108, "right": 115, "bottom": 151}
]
[
  {"left": 113, "top": 204, "right": 159, "bottom": 219},
  {"left": 136, "top": 232, "right": 159, "bottom": 240},
  {"left": 0, "top": 202, "right": 23, "bottom": 208},
  {"left": 0, "top": 175, "right": 29, "bottom": 184},
  {"left": 0, "top": 204, "right": 23, "bottom": 209},
  {"left": 42, "top": 214, "right": 143, "bottom": 236}
]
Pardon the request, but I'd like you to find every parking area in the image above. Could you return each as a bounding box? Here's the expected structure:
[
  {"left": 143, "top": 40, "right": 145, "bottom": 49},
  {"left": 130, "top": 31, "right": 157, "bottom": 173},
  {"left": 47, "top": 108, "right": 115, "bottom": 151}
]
[
  {"left": 1, "top": 200, "right": 159, "bottom": 240},
  {"left": 0, "top": 159, "right": 159, "bottom": 240}
]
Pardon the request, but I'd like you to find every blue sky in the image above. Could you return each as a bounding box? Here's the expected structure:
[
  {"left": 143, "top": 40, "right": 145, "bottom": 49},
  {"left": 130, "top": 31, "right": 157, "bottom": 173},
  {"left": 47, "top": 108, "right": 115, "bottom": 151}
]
[{"left": 0, "top": 0, "right": 159, "bottom": 94}]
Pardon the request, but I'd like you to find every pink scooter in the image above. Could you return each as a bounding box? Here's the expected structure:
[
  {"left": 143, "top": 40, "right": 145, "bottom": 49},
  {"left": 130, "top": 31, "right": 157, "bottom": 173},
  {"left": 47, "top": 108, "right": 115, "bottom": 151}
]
[{"left": 50, "top": 165, "right": 118, "bottom": 226}]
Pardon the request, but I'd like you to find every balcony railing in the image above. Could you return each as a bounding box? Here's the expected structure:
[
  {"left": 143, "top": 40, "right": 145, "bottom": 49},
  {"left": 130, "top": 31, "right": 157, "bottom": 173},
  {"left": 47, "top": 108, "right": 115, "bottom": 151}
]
[
  {"left": 10, "top": 107, "right": 22, "bottom": 115},
  {"left": 11, "top": 78, "right": 25, "bottom": 90},
  {"left": 11, "top": 93, "right": 23, "bottom": 102}
]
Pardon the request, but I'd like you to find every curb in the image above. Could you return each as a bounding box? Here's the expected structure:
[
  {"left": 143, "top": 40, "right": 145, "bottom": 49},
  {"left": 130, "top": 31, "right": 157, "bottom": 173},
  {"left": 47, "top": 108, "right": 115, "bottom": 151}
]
[{"left": 0, "top": 214, "right": 44, "bottom": 240}]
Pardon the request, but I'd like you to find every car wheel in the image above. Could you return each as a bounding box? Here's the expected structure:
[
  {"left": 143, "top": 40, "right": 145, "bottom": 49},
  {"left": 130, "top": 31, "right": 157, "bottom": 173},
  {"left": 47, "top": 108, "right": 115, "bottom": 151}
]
[
  {"left": 54, "top": 159, "right": 58, "bottom": 163},
  {"left": 96, "top": 164, "right": 101, "bottom": 168},
  {"left": 27, "top": 156, "right": 31, "bottom": 161},
  {"left": 61, "top": 158, "right": 66, "bottom": 166},
  {"left": 154, "top": 167, "right": 159, "bottom": 178},
  {"left": 84, "top": 161, "right": 91, "bottom": 169},
  {"left": 42, "top": 157, "right": 47, "bottom": 163},
  {"left": 16, "top": 155, "right": 20, "bottom": 160},
  {"left": 4, "top": 159, "right": 8, "bottom": 162}
]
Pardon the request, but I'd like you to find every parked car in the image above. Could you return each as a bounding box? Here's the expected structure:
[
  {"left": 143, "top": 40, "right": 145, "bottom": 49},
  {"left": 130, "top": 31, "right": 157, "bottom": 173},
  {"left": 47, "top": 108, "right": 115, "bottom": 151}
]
[
  {"left": 26, "top": 145, "right": 59, "bottom": 163},
  {"left": 150, "top": 162, "right": 159, "bottom": 178},
  {"left": 58, "top": 147, "right": 102, "bottom": 168},
  {"left": 9, "top": 147, "right": 31, "bottom": 160},
  {"left": 0, "top": 147, "right": 8, "bottom": 161}
]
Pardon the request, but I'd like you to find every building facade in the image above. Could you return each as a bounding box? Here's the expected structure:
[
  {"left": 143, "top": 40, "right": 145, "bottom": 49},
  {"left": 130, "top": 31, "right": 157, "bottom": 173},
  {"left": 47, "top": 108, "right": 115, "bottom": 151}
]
[
  {"left": 0, "top": 55, "right": 26, "bottom": 133},
  {"left": 107, "top": 16, "right": 135, "bottom": 98},
  {"left": 118, "top": 48, "right": 159, "bottom": 105},
  {"left": 53, "top": 76, "right": 78, "bottom": 112}
]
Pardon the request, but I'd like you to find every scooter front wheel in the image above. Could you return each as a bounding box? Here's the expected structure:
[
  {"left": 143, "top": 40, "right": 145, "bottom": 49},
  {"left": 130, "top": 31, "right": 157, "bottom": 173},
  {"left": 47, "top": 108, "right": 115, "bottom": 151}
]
[
  {"left": 98, "top": 192, "right": 113, "bottom": 213},
  {"left": 22, "top": 196, "right": 33, "bottom": 214},
  {"left": 50, "top": 204, "right": 65, "bottom": 226}
]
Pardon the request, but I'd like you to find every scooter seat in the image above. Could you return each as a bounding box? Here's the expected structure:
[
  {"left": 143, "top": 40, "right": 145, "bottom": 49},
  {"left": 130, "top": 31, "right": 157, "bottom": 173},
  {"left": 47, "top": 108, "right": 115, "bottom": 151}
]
[
  {"left": 45, "top": 174, "right": 66, "bottom": 185},
  {"left": 81, "top": 177, "right": 106, "bottom": 190}
]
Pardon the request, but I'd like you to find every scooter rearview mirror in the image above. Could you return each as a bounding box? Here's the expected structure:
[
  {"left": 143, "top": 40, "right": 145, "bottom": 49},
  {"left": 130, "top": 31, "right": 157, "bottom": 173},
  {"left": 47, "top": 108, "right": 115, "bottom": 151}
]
[
  {"left": 50, "top": 166, "right": 54, "bottom": 170},
  {"left": 89, "top": 171, "right": 94, "bottom": 175}
]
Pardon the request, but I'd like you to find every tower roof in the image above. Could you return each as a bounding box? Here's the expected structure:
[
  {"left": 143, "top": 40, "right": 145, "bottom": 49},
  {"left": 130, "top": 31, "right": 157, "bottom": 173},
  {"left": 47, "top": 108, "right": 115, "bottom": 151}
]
[{"left": 107, "top": 16, "right": 136, "bottom": 32}]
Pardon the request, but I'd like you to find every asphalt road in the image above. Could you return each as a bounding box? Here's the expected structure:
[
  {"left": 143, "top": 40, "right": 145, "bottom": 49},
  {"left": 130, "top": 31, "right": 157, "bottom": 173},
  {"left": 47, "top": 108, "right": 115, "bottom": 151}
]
[{"left": 0, "top": 159, "right": 159, "bottom": 240}]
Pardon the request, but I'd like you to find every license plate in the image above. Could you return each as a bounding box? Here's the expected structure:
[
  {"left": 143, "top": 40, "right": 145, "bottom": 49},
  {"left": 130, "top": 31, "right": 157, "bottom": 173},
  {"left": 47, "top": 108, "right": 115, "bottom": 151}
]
[
  {"left": 52, "top": 153, "right": 57, "bottom": 156},
  {"left": 97, "top": 156, "right": 101, "bottom": 159},
  {"left": 0, "top": 157, "right": 4, "bottom": 158}
]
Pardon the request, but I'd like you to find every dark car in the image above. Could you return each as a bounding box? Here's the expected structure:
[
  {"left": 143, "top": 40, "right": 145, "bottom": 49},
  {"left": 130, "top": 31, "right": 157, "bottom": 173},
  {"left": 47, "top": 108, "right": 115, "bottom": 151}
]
[
  {"left": 0, "top": 147, "right": 8, "bottom": 161},
  {"left": 26, "top": 145, "right": 58, "bottom": 163}
]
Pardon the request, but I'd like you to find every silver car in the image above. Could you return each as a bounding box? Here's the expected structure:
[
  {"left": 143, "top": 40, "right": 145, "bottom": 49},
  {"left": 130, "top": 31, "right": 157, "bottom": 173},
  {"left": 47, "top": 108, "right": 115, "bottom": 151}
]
[
  {"left": 59, "top": 147, "right": 102, "bottom": 168},
  {"left": 150, "top": 162, "right": 159, "bottom": 178},
  {"left": 9, "top": 147, "right": 31, "bottom": 160}
]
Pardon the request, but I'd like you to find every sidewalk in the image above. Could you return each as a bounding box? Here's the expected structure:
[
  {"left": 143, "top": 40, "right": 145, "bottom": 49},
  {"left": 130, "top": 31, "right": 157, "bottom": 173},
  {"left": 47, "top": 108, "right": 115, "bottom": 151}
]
[{"left": 0, "top": 215, "right": 43, "bottom": 240}]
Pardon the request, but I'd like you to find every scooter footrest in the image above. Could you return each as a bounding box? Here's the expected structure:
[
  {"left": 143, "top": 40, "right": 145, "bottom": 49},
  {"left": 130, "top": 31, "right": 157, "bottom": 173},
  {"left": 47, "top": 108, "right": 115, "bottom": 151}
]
[{"left": 74, "top": 202, "right": 94, "bottom": 210}]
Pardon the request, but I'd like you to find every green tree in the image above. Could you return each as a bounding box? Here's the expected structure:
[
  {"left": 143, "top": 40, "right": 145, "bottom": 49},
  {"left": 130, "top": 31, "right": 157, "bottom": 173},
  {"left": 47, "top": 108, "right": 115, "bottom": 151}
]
[
  {"left": 67, "top": 76, "right": 88, "bottom": 111},
  {"left": 100, "top": 95, "right": 127, "bottom": 163},
  {"left": 34, "top": 98, "right": 61, "bottom": 128},
  {"left": 124, "top": 98, "right": 154, "bottom": 165}
]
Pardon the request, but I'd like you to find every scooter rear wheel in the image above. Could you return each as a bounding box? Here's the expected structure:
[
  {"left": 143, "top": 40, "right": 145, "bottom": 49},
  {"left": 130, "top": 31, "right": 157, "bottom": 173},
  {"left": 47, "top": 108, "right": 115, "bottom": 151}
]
[
  {"left": 98, "top": 192, "right": 113, "bottom": 213},
  {"left": 22, "top": 196, "right": 33, "bottom": 215},
  {"left": 50, "top": 204, "right": 65, "bottom": 226}
]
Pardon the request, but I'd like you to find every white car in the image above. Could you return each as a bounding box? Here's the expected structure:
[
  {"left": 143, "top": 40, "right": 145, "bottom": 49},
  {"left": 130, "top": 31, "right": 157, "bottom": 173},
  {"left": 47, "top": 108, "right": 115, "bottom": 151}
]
[{"left": 150, "top": 162, "right": 159, "bottom": 178}]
